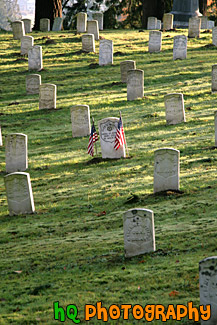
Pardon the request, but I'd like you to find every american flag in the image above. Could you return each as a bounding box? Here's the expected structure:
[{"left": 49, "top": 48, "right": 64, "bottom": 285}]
[
  {"left": 114, "top": 116, "right": 126, "bottom": 150},
  {"left": 88, "top": 122, "right": 98, "bottom": 156}
]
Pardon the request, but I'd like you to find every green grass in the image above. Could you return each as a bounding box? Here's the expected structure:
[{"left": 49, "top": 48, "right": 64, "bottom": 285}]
[{"left": 0, "top": 28, "right": 216, "bottom": 324}]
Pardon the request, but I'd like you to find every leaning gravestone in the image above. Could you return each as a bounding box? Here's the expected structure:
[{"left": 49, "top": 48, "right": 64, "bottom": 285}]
[
  {"left": 5, "top": 133, "right": 28, "bottom": 173},
  {"left": 200, "top": 16, "right": 208, "bottom": 29},
  {"left": 164, "top": 93, "right": 186, "bottom": 125},
  {"left": 163, "top": 13, "right": 173, "bottom": 30},
  {"left": 199, "top": 257, "right": 217, "bottom": 325},
  {"left": 0, "top": 126, "right": 2, "bottom": 146},
  {"left": 39, "top": 84, "right": 56, "bottom": 109},
  {"left": 147, "top": 17, "right": 157, "bottom": 30},
  {"left": 173, "top": 35, "right": 187, "bottom": 60},
  {"left": 123, "top": 208, "right": 156, "bottom": 258},
  {"left": 4, "top": 172, "right": 35, "bottom": 216},
  {"left": 215, "top": 111, "right": 217, "bottom": 147},
  {"left": 26, "top": 74, "right": 41, "bottom": 95},
  {"left": 120, "top": 60, "right": 136, "bottom": 83},
  {"left": 98, "top": 117, "right": 126, "bottom": 159},
  {"left": 127, "top": 69, "right": 144, "bottom": 101},
  {"left": 149, "top": 31, "right": 162, "bottom": 53},
  {"left": 77, "top": 12, "right": 87, "bottom": 33},
  {"left": 87, "top": 20, "right": 99, "bottom": 41},
  {"left": 188, "top": 17, "right": 201, "bottom": 38},
  {"left": 92, "top": 12, "right": 103, "bottom": 30},
  {"left": 82, "top": 34, "right": 95, "bottom": 52},
  {"left": 99, "top": 39, "right": 113, "bottom": 66},
  {"left": 212, "top": 65, "right": 217, "bottom": 93},
  {"left": 12, "top": 20, "right": 25, "bottom": 40},
  {"left": 52, "top": 17, "right": 63, "bottom": 31},
  {"left": 157, "top": 20, "right": 161, "bottom": 30},
  {"left": 40, "top": 18, "right": 50, "bottom": 32},
  {"left": 22, "top": 18, "right": 32, "bottom": 33},
  {"left": 70, "top": 105, "right": 91, "bottom": 137},
  {"left": 21, "top": 36, "right": 34, "bottom": 55},
  {"left": 212, "top": 27, "right": 217, "bottom": 46},
  {"left": 28, "top": 45, "right": 43, "bottom": 71},
  {"left": 154, "top": 148, "right": 180, "bottom": 193}
]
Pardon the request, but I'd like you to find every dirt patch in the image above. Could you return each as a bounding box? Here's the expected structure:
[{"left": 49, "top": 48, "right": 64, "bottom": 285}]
[
  {"left": 8, "top": 101, "right": 19, "bottom": 106},
  {"left": 45, "top": 39, "right": 56, "bottom": 45},
  {"left": 73, "top": 50, "right": 84, "bottom": 55},
  {"left": 86, "top": 156, "right": 132, "bottom": 165},
  {"left": 88, "top": 63, "right": 99, "bottom": 69},
  {"left": 114, "top": 51, "right": 126, "bottom": 56},
  {"left": 14, "top": 58, "right": 27, "bottom": 62},
  {"left": 154, "top": 190, "right": 184, "bottom": 196},
  {"left": 204, "top": 43, "right": 215, "bottom": 48},
  {"left": 202, "top": 29, "right": 211, "bottom": 33},
  {"left": 139, "top": 29, "right": 145, "bottom": 32}
]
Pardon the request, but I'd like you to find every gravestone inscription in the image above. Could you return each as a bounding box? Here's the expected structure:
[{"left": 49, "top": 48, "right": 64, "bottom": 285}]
[
  {"left": 70, "top": 105, "right": 91, "bottom": 137},
  {"left": 26, "top": 74, "right": 41, "bottom": 94},
  {"left": 40, "top": 18, "right": 50, "bottom": 32},
  {"left": 21, "top": 35, "right": 34, "bottom": 55},
  {"left": 120, "top": 60, "right": 136, "bottom": 83},
  {"left": 149, "top": 31, "right": 162, "bottom": 53},
  {"left": 77, "top": 12, "right": 87, "bottom": 33},
  {"left": 12, "top": 20, "right": 25, "bottom": 40},
  {"left": 164, "top": 93, "right": 186, "bottom": 125},
  {"left": 22, "top": 18, "right": 32, "bottom": 33},
  {"left": 173, "top": 35, "right": 187, "bottom": 60},
  {"left": 99, "top": 39, "right": 113, "bottom": 66},
  {"left": 5, "top": 133, "right": 28, "bottom": 173},
  {"left": 39, "top": 84, "right": 56, "bottom": 109},
  {"left": 28, "top": 45, "right": 43, "bottom": 71},
  {"left": 127, "top": 69, "right": 144, "bottom": 101},
  {"left": 87, "top": 20, "right": 99, "bottom": 41}
]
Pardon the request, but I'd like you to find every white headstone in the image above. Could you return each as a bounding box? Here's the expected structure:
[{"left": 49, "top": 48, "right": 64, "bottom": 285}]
[
  {"left": 26, "top": 74, "right": 41, "bottom": 95},
  {"left": 99, "top": 39, "right": 113, "bottom": 66},
  {"left": 70, "top": 105, "right": 91, "bottom": 137},
  {"left": 120, "top": 60, "right": 136, "bottom": 83},
  {"left": 21, "top": 35, "right": 34, "bottom": 55},
  {"left": 164, "top": 93, "right": 186, "bottom": 125},
  {"left": 4, "top": 172, "right": 35, "bottom": 216},
  {"left": 77, "top": 12, "right": 87, "bottom": 33},
  {"left": 212, "top": 65, "right": 217, "bottom": 93},
  {"left": 127, "top": 69, "right": 144, "bottom": 101},
  {"left": 0, "top": 126, "right": 2, "bottom": 146},
  {"left": 157, "top": 20, "right": 161, "bottom": 30},
  {"left": 199, "top": 257, "right": 217, "bottom": 325},
  {"left": 200, "top": 16, "right": 208, "bottom": 29},
  {"left": 39, "top": 84, "right": 56, "bottom": 109},
  {"left": 212, "top": 27, "right": 217, "bottom": 46},
  {"left": 123, "top": 208, "right": 155, "bottom": 258},
  {"left": 40, "top": 18, "right": 50, "bottom": 32},
  {"left": 98, "top": 117, "right": 126, "bottom": 159},
  {"left": 92, "top": 12, "right": 103, "bottom": 30},
  {"left": 28, "top": 45, "right": 43, "bottom": 71},
  {"left": 5, "top": 133, "right": 28, "bottom": 173},
  {"left": 87, "top": 20, "right": 99, "bottom": 41},
  {"left": 12, "top": 20, "right": 25, "bottom": 40},
  {"left": 208, "top": 21, "right": 215, "bottom": 29},
  {"left": 149, "top": 31, "right": 162, "bottom": 53},
  {"left": 163, "top": 13, "right": 173, "bottom": 30},
  {"left": 147, "top": 17, "right": 157, "bottom": 30},
  {"left": 52, "top": 17, "right": 63, "bottom": 31},
  {"left": 173, "top": 35, "right": 187, "bottom": 60},
  {"left": 82, "top": 34, "right": 95, "bottom": 52},
  {"left": 188, "top": 17, "right": 201, "bottom": 38},
  {"left": 22, "top": 18, "right": 32, "bottom": 33},
  {"left": 215, "top": 111, "right": 217, "bottom": 147}
]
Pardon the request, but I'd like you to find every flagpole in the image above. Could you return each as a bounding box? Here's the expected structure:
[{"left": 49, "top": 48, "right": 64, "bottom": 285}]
[
  {"left": 119, "top": 111, "right": 129, "bottom": 157},
  {"left": 92, "top": 117, "right": 97, "bottom": 155}
]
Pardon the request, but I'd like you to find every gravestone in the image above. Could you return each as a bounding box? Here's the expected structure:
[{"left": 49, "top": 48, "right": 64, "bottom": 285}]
[
  {"left": 215, "top": 111, "right": 217, "bottom": 147},
  {"left": 173, "top": 35, "right": 187, "bottom": 60},
  {"left": 4, "top": 172, "right": 35, "bottom": 216},
  {"left": 127, "top": 69, "right": 144, "bottom": 101},
  {"left": 39, "top": 84, "right": 56, "bottom": 109},
  {"left": 40, "top": 18, "right": 50, "bottom": 32},
  {"left": 163, "top": 13, "right": 173, "bottom": 30},
  {"left": 28, "top": 45, "right": 43, "bottom": 71},
  {"left": 12, "top": 20, "right": 25, "bottom": 40},
  {"left": 149, "top": 31, "right": 162, "bottom": 53},
  {"left": 200, "top": 16, "right": 208, "bottom": 29},
  {"left": 52, "top": 17, "right": 63, "bottom": 31},
  {"left": 147, "top": 17, "right": 157, "bottom": 30},
  {"left": 98, "top": 117, "right": 126, "bottom": 159},
  {"left": 5, "top": 133, "right": 28, "bottom": 173},
  {"left": 188, "top": 17, "right": 201, "bottom": 38},
  {"left": 82, "top": 34, "right": 95, "bottom": 52},
  {"left": 123, "top": 208, "right": 155, "bottom": 258},
  {"left": 22, "top": 18, "right": 32, "bottom": 33},
  {"left": 120, "top": 60, "right": 136, "bottom": 83},
  {"left": 70, "top": 105, "right": 91, "bottom": 137},
  {"left": 99, "top": 39, "right": 113, "bottom": 66},
  {"left": 87, "top": 20, "right": 99, "bottom": 41},
  {"left": 92, "top": 12, "right": 103, "bottom": 30},
  {"left": 171, "top": 0, "right": 201, "bottom": 27},
  {"left": 212, "top": 27, "right": 217, "bottom": 46},
  {"left": 26, "top": 74, "right": 41, "bottom": 95},
  {"left": 157, "top": 20, "right": 161, "bottom": 30},
  {"left": 21, "top": 36, "right": 34, "bottom": 55},
  {"left": 208, "top": 21, "right": 215, "bottom": 29},
  {"left": 212, "top": 65, "right": 217, "bottom": 93},
  {"left": 77, "top": 12, "right": 87, "bottom": 33},
  {"left": 154, "top": 148, "right": 180, "bottom": 193},
  {"left": 0, "top": 126, "right": 2, "bottom": 146},
  {"left": 165, "top": 93, "right": 186, "bottom": 125},
  {"left": 199, "top": 257, "right": 217, "bottom": 325}
]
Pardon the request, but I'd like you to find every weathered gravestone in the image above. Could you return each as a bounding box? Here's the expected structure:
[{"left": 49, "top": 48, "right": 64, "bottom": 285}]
[
  {"left": 39, "top": 84, "right": 56, "bottom": 109},
  {"left": 0, "top": 126, "right": 2, "bottom": 146},
  {"left": 149, "top": 31, "right": 162, "bottom": 53},
  {"left": 4, "top": 172, "right": 35, "bottom": 216},
  {"left": 127, "top": 69, "right": 144, "bottom": 101},
  {"left": 212, "top": 65, "right": 217, "bottom": 93},
  {"left": 157, "top": 20, "right": 161, "bottom": 30},
  {"left": 77, "top": 12, "right": 87, "bottom": 33},
  {"left": 99, "top": 39, "right": 113, "bottom": 66},
  {"left": 154, "top": 148, "right": 180, "bottom": 193},
  {"left": 40, "top": 18, "right": 50, "bottom": 32},
  {"left": 52, "top": 17, "right": 63, "bottom": 31},
  {"left": 199, "top": 257, "right": 217, "bottom": 325},
  {"left": 188, "top": 17, "right": 201, "bottom": 38},
  {"left": 92, "top": 12, "right": 103, "bottom": 30},
  {"left": 215, "top": 111, "right": 217, "bottom": 147},
  {"left": 212, "top": 27, "right": 217, "bottom": 46},
  {"left": 12, "top": 20, "right": 25, "bottom": 40},
  {"left": 70, "top": 105, "right": 91, "bottom": 137},
  {"left": 5, "top": 133, "right": 28, "bottom": 173},
  {"left": 164, "top": 93, "right": 186, "bottom": 125},
  {"left": 98, "top": 117, "right": 126, "bottom": 159},
  {"left": 21, "top": 36, "right": 34, "bottom": 55},
  {"left": 147, "top": 17, "right": 157, "bottom": 30},
  {"left": 28, "top": 45, "right": 43, "bottom": 71},
  {"left": 163, "top": 13, "right": 173, "bottom": 30},
  {"left": 26, "top": 74, "right": 41, "bottom": 95},
  {"left": 120, "top": 60, "right": 136, "bottom": 83},
  {"left": 82, "top": 34, "right": 95, "bottom": 52},
  {"left": 173, "top": 35, "right": 187, "bottom": 60},
  {"left": 123, "top": 208, "right": 156, "bottom": 258},
  {"left": 22, "top": 18, "right": 32, "bottom": 33},
  {"left": 171, "top": 0, "right": 201, "bottom": 27},
  {"left": 87, "top": 20, "right": 99, "bottom": 41},
  {"left": 208, "top": 21, "right": 215, "bottom": 29},
  {"left": 200, "top": 16, "right": 208, "bottom": 29}
]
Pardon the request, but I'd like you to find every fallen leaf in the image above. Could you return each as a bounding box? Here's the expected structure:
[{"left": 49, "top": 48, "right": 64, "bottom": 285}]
[
  {"left": 96, "top": 211, "right": 106, "bottom": 217},
  {"left": 169, "top": 290, "right": 179, "bottom": 297},
  {"left": 14, "top": 270, "right": 22, "bottom": 274}
]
